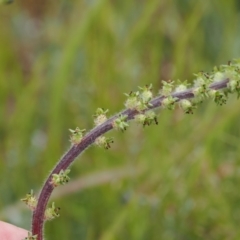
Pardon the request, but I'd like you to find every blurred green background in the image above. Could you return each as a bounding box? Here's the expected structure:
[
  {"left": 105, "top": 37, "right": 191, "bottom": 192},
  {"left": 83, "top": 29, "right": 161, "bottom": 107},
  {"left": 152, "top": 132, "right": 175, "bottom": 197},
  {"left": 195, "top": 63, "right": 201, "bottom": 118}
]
[{"left": 1, "top": 0, "right": 240, "bottom": 239}]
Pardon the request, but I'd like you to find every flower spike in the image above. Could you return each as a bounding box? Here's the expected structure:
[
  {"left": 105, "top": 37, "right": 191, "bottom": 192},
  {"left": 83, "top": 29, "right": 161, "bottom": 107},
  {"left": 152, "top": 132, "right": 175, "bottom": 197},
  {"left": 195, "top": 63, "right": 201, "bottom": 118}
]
[{"left": 30, "top": 59, "right": 240, "bottom": 240}]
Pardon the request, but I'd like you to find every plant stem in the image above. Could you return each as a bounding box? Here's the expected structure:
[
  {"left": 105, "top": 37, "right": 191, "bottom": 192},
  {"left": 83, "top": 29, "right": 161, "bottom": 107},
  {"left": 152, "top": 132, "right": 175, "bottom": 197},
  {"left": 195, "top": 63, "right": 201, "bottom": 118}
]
[{"left": 31, "top": 78, "right": 229, "bottom": 239}]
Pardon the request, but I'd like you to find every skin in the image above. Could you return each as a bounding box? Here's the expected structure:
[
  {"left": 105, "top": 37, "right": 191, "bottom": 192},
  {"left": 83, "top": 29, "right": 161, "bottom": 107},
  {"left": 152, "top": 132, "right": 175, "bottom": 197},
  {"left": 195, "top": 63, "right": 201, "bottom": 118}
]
[{"left": 0, "top": 221, "right": 28, "bottom": 240}]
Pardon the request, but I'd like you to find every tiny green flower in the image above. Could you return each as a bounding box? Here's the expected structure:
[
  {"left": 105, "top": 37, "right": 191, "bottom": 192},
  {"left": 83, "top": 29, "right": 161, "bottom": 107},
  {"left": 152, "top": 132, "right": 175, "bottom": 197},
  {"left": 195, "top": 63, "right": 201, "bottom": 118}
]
[
  {"left": 138, "top": 84, "right": 153, "bottom": 104},
  {"left": 95, "top": 136, "right": 114, "bottom": 149},
  {"left": 193, "top": 73, "right": 211, "bottom": 101},
  {"left": 194, "top": 76, "right": 205, "bottom": 87},
  {"left": 44, "top": 202, "right": 60, "bottom": 221},
  {"left": 134, "top": 113, "right": 147, "bottom": 124},
  {"left": 174, "top": 80, "right": 190, "bottom": 93},
  {"left": 224, "top": 69, "right": 238, "bottom": 80},
  {"left": 21, "top": 190, "right": 37, "bottom": 211},
  {"left": 209, "top": 90, "right": 227, "bottom": 105},
  {"left": 162, "top": 96, "right": 177, "bottom": 110},
  {"left": 213, "top": 71, "right": 226, "bottom": 83},
  {"left": 93, "top": 108, "right": 108, "bottom": 126},
  {"left": 175, "top": 84, "right": 187, "bottom": 92},
  {"left": 124, "top": 91, "right": 141, "bottom": 110},
  {"left": 179, "top": 99, "right": 196, "bottom": 114},
  {"left": 227, "top": 79, "right": 238, "bottom": 92},
  {"left": 192, "top": 87, "right": 207, "bottom": 103},
  {"left": 134, "top": 110, "right": 158, "bottom": 126},
  {"left": 195, "top": 71, "right": 212, "bottom": 85},
  {"left": 24, "top": 232, "right": 38, "bottom": 240},
  {"left": 112, "top": 115, "right": 129, "bottom": 132},
  {"left": 160, "top": 81, "right": 174, "bottom": 96},
  {"left": 144, "top": 110, "right": 158, "bottom": 126},
  {"left": 51, "top": 169, "right": 71, "bottom": 187},
  {"left": 69, "top": 127, "right": 85, "bottom": 145}
]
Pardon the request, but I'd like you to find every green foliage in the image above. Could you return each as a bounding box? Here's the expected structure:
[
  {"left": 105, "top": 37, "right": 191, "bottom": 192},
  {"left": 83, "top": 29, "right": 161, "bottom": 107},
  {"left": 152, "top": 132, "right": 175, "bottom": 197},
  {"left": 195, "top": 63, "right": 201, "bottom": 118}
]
[{"left": 1, "top": 0, "right": 240, "bottom": 239}]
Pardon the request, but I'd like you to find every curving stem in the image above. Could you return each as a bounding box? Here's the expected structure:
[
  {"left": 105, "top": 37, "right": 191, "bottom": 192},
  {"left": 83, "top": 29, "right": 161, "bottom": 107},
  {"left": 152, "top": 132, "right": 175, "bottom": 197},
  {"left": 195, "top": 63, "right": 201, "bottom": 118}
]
[{"left": 31, "top": 78, "right": 229, "bottom": 240}]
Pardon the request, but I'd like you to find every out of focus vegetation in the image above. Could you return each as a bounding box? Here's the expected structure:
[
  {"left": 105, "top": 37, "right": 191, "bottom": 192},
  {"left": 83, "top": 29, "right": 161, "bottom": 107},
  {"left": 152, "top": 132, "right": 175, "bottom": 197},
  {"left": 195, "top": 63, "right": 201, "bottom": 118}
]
[{"left": 1, "top": 0, "right": 240, "bottom": 239}]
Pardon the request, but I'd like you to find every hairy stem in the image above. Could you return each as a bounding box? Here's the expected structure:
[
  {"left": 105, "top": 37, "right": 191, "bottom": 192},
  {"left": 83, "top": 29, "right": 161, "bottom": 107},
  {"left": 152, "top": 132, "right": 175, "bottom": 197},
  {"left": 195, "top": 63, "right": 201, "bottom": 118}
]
[{"left": 31, "top": 78, "right": 229, "bottom": 239}]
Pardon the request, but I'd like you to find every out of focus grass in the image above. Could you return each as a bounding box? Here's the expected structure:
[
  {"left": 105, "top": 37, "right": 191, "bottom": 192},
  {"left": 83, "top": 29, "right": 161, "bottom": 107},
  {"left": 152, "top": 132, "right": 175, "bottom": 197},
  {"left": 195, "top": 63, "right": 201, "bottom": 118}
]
[{"left": 1, "top": 0, "right": 240, "bottom": 239}]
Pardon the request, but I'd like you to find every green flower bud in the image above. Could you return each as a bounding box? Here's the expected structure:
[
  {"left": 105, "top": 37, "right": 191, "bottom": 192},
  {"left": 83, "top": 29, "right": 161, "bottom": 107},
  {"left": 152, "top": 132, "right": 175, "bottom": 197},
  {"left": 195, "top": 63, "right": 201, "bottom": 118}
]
[
  {"left": 209, "top": 90, "right": 227, "bottom": 105},
  {"left": 44, "top": 202, "right": 60, "bottom": 221},
  {"left": 175, "top": 84, "right": 187, "bottom": 93},
  {"left": 93, "top": 108, "right": 108, "bottom": 126},
  {"left": 21, "top": 190, "right": 37, "bottom": 211},
  {"left": 208, "top": 89, "right": 217, "bottom": 98},
  {"left": 194, "top": 77, "right": 205, "bottom": 87},
  {"left": 112, "top": 115, "right": 129, "bottom": 132},
  {"left": 24, "top": 232, "right": 38, "bottom": 240},
  {"left": 139, "top": 84, "right": 153, "bottom": 104},
  {"left": 134, "top": 110, "right": 158, "bottom": 126},
  {"left": 213, "top": 72, "right": 225, "bottom": 82},
  {"left": 179, "top": 99, "right": 195, "bottom": 114},
  {"left": 95, "top": 136, "right": 114, "bottom": 149},
  {"left": 134, "top": 114, "right": 146, "bottom": 124},
  {"left": 51, "top": 169, "right": 71, "bottom": 187},
  {"left": 69, "top": 127, "right": 85, "bottom": 145},
  {"left": 160, "top": 81, "right": 174, "bottom": 96},
  {"left": 228, "top": 79, "right": 238, "bottom": 92},
  {"left": 125, "top": 96, "right": 141, "bottom": 110},
  {"left": 162, "top": 96, "right": 177, "bottom": 110}
]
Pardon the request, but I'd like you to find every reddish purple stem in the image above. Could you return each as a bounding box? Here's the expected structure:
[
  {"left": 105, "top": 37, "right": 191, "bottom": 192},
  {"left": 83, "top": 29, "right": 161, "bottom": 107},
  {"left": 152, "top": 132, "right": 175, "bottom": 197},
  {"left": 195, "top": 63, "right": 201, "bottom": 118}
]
[{"left": 32, "top": 78, "right": 229, "bottom": 239}]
